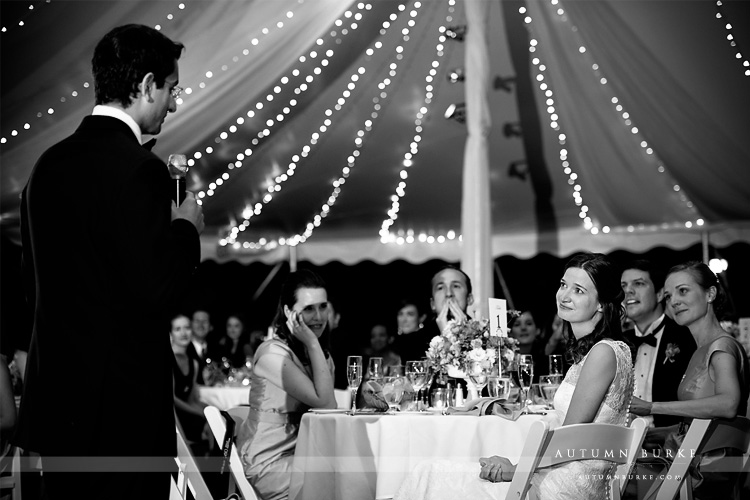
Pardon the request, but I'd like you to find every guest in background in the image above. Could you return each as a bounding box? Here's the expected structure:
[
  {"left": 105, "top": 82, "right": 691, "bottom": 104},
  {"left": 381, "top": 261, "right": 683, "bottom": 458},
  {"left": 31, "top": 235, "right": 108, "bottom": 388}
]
[
  {"left": 211, "top": 313, "right": 253, "bottom": 368},
  {"left": 14, "top": 24, "right": 201, "bottom": 499},
  {"left": 631, "top": 261, "right": 749, "bottom": 500},
  {"left": 188, "top": 308, "right": 214, "bottom": 383},
  {"left": 396, "top": 299, "right": 427, "bottom": 336},
  {"left": 237, "top": 270, "right": 336, "bottom": 500},
  {"left": 621, "top": 259, "right": 696, "bottom": 428},
  {"left": 509, "top": 310, "right": 549, "bottom": 379},
  {"left": 395, "top": 252, "right": 633, "bottom": 500},
  {"left": 170, "top": 314, "right": 209, "bottom": 455},
  {"left": 363, "top": 323, "right": 402, "bottom": 370},
  {"left": 544, "top": 313, "right": 567, "bottom": 356},
  {"left": 328, "top": 297, "right": 353, "bottom": 390},
  {"left": 394, "top": 267, "right": 474, "bottom": 364}
]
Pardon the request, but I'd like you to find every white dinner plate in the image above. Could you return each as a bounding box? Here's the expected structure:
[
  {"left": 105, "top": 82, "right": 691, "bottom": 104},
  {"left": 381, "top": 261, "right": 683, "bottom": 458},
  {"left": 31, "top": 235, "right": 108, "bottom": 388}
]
[{"left": 309, "top": 408, "right": 350, "bottom": 414}]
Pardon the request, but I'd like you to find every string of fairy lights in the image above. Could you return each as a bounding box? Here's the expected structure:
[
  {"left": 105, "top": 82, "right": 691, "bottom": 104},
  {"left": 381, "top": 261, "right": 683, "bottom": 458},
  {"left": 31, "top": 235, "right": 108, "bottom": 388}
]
[
  {"left": 379, "top": 0, "right": 461, "bottom": 247},
  {"left": 221, "top": 2, "right": 425, "bottom": 251},
  {"left": 0, "top": 2, "right": 190, "bottom": 147},
  {"left": 196, "top": 3, "right": 373, "bottom": 205},
  {"left": 714, "top": 0, "right": 749, "bottom": 77},
  {"left": 0, "top": 0, "right": 47, "bottom": 35},
  {"left": 521, "top": 0, "right": 704, "bottom": 235}
]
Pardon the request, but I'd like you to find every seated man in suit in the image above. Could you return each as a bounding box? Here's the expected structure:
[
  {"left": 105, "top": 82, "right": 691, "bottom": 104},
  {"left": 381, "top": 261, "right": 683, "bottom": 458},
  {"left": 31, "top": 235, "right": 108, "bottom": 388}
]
[
  {"left": 188, "top": 308, "right": 214, "bottom": 383},
  {"left": 620, "top": 260, "right": 696, "bottom": 428}
]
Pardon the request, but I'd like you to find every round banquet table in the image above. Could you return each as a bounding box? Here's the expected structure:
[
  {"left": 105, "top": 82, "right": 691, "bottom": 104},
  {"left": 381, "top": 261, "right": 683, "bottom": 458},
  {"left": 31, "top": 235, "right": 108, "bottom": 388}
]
[
  {"left": 197, "top": 385, "right": 249, "bottom": 410},
  {"left": 290, "top": 412, "right": 543, "bottom": 500}
]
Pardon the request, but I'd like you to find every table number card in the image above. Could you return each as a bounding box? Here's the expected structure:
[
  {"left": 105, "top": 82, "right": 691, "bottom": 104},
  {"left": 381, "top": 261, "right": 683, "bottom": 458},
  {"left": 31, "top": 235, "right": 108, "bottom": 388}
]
[{"left": 488, "top": 298, "right": 508, "bottom": 337}]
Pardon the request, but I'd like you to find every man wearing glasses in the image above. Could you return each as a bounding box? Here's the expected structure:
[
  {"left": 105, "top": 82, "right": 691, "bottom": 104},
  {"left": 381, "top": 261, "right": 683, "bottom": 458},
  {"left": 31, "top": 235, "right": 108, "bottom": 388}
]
[{"left": 17, "top": 24, "right": 203, "bottom": 499}]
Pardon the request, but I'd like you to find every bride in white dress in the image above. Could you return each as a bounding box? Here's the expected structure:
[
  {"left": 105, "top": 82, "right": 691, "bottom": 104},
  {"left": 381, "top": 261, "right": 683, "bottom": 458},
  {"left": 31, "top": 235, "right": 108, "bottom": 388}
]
[{"left": 395, "top": 253, "right": 635, "bottom": 500}]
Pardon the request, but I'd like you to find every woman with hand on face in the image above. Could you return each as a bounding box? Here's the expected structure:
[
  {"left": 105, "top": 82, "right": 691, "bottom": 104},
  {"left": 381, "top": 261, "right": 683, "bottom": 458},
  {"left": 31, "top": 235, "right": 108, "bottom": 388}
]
[
  {"left": 630, "top": 261, "right": 749, "bottom": 500},
  {"left": 394, "top": 253, "right": 634, "bottom": 500},
  {"left": 236, "top": 270, "right": 336, "bottom": 500}
]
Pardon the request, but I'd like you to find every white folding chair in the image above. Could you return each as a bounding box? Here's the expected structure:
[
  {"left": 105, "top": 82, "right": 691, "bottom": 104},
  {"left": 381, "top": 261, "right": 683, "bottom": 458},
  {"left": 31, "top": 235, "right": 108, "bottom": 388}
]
[
  {"left": 174, "top": 422, "right": 214, "bottom": 499},
  {"left": 651, "top": 416, "right": 750, "bottom": 500},
  {"left": 0, "top": 446, "right": 22, "bottom": 500},
  {"left": 204, "top": 405, "right": 259, "bottom": 500},
  {"left": 506, "top": 417, "right": 649, "bottom": 500}
]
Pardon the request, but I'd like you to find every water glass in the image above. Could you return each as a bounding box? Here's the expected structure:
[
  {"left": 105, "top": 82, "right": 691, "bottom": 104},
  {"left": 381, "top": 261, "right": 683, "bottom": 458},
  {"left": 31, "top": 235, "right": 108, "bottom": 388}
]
[
  {"left": 368, "top": 357, "right": 384, "bottom": 382},
  {"left": 465, "top": 360, "right": 489, "bottom": 396},
  {"left": 347, "top": 356, "right": 363, "bottom": 412},
  {"left": 488, "top": 376, "right": 512, "bottom": 400},
  {"left": 430, "top": 388, "right": 449, "bottom": 409},
  {"left": 405, "top": 360, "right": 428, "bottom": 409},
  {"left": 548, "top": 354, "right": 563, "bottom": 375},
  {"left": 382, "top": 376, "right": 405, "bottom": 412}
]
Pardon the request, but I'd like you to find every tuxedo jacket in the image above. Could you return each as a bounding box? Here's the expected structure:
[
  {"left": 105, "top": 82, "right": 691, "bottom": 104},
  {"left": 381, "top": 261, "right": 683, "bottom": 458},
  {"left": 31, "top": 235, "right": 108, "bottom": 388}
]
[
  {"left": 625, "top": 316, "right": 697, "bottom": 427},
  {"left": 16, "top": 116, "right": 201, "bottom": 459}
]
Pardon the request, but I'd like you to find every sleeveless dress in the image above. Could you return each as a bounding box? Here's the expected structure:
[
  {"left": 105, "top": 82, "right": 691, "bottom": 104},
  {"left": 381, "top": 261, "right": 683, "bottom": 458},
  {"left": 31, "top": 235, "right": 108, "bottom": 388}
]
[
  {"left": 172, "top": 354, "right": 206, "bottom": 445},
  {"left": 394, "top": 339, "right": 634, "bottom": 500},
  {"left": 236, "top": 339, "right": 334, "bottom": 500}
]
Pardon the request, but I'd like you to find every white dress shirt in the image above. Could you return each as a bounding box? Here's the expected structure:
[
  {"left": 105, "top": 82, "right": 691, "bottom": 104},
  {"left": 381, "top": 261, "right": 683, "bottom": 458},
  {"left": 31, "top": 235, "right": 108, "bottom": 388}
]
[
  {"left": 633, "top": 313, "right": 666, "bottom": 427},
  {"left": 92, "top": 105, "right": 143, "bottom": 144}
]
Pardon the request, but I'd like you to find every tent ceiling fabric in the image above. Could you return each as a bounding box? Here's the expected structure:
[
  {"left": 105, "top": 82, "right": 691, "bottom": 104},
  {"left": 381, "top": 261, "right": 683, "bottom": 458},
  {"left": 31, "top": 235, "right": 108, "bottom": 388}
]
[{"left": 1, "top": 0, "right": 748, "bottom": 265}]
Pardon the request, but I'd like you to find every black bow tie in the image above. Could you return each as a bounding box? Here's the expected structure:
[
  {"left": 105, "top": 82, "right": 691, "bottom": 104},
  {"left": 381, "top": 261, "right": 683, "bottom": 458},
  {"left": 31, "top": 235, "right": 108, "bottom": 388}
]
[
  {"left": 633, "top": 334, "right": 658, "bottom": 348},
  {"left": 142, "top": 138, "right": 157, "bottom": 151}
]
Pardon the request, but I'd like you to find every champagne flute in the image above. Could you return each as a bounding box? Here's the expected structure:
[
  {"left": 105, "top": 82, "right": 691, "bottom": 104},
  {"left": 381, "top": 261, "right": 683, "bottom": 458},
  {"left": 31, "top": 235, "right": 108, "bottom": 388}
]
[
  {"left": 405, "top": 360, "right": 428, "bottom": 410},
  {"left": 517, "top": 355, "right": 534, "bottom": 413},
  {"left": 368, "top": 357, "right": 384, "bottom": 382},
  {"left": 347, "top": 356, "right": 363, "bottom": 413}
]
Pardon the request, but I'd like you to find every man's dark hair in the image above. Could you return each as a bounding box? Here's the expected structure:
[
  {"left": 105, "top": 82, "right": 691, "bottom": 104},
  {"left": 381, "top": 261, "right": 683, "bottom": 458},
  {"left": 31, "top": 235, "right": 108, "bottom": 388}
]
[
  {"left": 623, "top": 259, "right": 666, "bottom": 292},
  {"left": 92, "top": 24, "right": 184, "bottom": 106}
]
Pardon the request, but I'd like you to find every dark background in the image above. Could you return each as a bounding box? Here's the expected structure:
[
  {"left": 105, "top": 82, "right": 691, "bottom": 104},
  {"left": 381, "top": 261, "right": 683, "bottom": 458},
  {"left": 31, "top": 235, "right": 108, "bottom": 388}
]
[{"left": 3, "top": 235, "right": 748, "bottom": 366}]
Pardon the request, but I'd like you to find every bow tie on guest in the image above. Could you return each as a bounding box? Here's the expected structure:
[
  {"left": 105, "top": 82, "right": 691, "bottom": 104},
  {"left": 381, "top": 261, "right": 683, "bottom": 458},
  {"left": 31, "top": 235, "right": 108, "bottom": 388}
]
[
  {"left": 632, "top": 334, "right": 658, "bottom": 348},
  {"left": 142, "top": 138, "right": 157, "bottom": 151}
]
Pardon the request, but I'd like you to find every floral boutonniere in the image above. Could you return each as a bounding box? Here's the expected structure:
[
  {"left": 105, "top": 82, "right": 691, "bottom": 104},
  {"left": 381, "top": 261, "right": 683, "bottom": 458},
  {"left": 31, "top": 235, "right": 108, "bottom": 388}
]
[{"left": 663, "top": 343, "right": 681, "bottom": 364}]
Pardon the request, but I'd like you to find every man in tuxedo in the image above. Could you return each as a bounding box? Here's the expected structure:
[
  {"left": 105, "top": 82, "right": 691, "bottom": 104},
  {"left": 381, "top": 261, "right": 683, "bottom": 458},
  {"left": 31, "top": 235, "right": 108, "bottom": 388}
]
[
  {"left": 394, "top": 266, "right": 474, "bottom": 364},
  {"left": 188, "top": 309, "right": 213, "bottom": 383},
  {"left": 15, "top": 25, "right": 203, "bottom": 500},
  {"left": 621, "top": 260, "right": 696, "bottom": 428}
]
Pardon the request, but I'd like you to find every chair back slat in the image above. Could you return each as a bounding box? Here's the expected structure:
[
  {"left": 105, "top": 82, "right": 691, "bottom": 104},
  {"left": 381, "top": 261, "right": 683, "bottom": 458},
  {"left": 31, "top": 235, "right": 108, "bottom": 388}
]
[{"left": 654, "top": 416, "right": 750, "bottom": 500}]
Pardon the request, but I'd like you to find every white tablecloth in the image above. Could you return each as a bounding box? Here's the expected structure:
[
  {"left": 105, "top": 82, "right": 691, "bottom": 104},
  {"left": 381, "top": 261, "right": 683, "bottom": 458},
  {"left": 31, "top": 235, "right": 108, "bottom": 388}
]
[
  {"left": 290, "top": 412, "right": 543, "bottom": 500},
  {"left": 197, "top": 386, "right": 350, "bottom": 411},
  {"left": 197, "top": 385, "right": 249, "bottom": 410}
]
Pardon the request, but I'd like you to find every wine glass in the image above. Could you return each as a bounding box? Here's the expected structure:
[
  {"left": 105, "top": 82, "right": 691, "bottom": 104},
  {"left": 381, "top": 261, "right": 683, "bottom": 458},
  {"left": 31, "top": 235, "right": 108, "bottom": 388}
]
[
  {"left": 382, "top": 375, "right": 405, "bottom": 413},
  {"left": 465, "top": 360, "right": 490, "bottom": 398},
  {"left": 368, "top": 357, "right": 384, "bottom": 383},
  {"left": 517, "top": 355, "right": 534, "bottom": 413},
  {"left": 540, "top": 374, "right": 562, "bottom": 408},
  {"left": 405, "top": 360, "right": 428, "bottom": 410},
  {"left": 347, "top": 356, "right": 363, "bottom": 413}
]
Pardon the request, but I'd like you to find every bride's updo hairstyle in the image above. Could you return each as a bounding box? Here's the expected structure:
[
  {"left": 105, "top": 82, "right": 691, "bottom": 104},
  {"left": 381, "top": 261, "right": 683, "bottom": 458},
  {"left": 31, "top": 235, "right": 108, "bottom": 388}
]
[
  {"left": 563, "top": 252, "right": 626, "bottom": 364},
  {"left": 271, "top": 269, "right": 331, "bottom": 365}
]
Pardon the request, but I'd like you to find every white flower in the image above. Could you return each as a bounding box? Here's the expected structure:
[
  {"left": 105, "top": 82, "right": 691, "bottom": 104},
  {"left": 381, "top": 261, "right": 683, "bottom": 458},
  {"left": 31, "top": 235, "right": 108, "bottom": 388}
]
[{"left": 468, "top": 347, "right": 486, "bottom": 362}]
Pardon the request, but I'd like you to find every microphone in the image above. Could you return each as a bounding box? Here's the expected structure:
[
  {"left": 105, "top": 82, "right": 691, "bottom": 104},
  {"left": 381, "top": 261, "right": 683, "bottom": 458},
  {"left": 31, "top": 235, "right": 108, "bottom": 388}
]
[{"left": 167, "top": 154, "right": 188, "bottom": 205}]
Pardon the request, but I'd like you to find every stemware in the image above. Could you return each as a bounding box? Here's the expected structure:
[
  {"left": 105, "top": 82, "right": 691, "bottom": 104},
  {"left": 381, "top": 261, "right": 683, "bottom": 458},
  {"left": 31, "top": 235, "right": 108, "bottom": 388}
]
[
  {"left": 405, "top": 360, "right": 428, "bottom": 410},
  {"left": 382, "top": 375, "right": 405, "bottom": 412},
  {"left": 517, "top": 354, "right": 534, "bottom": 413},
  {"left": 347, "top": 355, "right": 363, "bottom": 412},
  {"left": 368, "top": 357, "right": 384, "bottom": 383},
  {"left": 539, "top": 374, "right": 562, "bottom": 408},
  {"left": 465, "top": 360, "right": 490, "bottom": 398},
  {"left": 548, "top": 354, "right": 563, "bottom": 376}
]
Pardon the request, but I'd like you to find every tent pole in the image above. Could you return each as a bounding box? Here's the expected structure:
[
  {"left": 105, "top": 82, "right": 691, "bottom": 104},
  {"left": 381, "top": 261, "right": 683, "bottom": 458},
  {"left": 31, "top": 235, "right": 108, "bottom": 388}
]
[
  {"left": 461, "top": 0, "right": 493, "bottom": 319},
  {"left": 252, "top": 261, "right": 284, "bottom": 302},
  {"left": 289, "top": 245, "right": 298, "bottom": 272}
]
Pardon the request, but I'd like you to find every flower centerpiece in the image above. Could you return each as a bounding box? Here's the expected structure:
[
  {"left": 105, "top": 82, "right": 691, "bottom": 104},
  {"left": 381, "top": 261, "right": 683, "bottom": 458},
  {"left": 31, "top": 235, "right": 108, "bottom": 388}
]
[{"left": 426, "top": 311, "right": 521, "bottom": 378}]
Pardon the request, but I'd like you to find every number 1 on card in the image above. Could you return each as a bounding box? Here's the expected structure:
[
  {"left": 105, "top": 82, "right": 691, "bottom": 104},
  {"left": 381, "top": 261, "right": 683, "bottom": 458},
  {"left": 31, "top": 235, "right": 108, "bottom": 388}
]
[{"left": 488, "top": 298, "right": 507, "bottom": 337}]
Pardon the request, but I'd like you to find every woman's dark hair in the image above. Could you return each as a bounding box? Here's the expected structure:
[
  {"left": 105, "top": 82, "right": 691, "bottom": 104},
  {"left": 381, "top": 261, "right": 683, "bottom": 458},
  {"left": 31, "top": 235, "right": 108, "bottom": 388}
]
[
  {"left": 666, "top": 261, "right": 727, "bottom": 317},
  {"left": 93, "top": 24, "right": 184, "bottom": 106},
  {"left": 562, "top": 253, "right": 626, "bottom": 364},
  {"left": 271, "top": 269, "right": 330, "bottom": 364}
]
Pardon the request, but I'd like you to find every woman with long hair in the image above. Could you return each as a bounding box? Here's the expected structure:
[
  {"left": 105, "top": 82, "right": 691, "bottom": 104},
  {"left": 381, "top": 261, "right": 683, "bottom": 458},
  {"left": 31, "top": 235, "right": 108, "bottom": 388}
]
[
  {"left": 394, "top": 252, "right": 634, "bottom": 500},
  {"left": 236, "top": 269, "right": 336, "bottom": 500}
]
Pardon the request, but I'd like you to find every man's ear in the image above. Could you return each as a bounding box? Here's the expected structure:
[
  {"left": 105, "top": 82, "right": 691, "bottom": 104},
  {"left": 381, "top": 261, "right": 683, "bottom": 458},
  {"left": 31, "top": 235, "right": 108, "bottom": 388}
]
[
  {"left": 139, "top": 73, "right": 156, "bottom": 103},
  {"left": 430, "top": 297, "right": 436, "bottom": 313},
  {"left": 467, "top": 293, "right": 474, "bottom": 307},
  {"left": 655, "top": 287, "right": 665, "bottom": 303},
  {"left": 283, "top": 305, "right": 291, "bottom": 319}
]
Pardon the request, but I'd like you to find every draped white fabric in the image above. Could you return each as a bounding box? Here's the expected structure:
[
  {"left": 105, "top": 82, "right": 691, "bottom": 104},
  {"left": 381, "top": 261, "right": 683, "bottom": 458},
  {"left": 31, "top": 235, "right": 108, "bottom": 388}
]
[{"left": 1, "top": 0, "right": 748, "bottom": 264}]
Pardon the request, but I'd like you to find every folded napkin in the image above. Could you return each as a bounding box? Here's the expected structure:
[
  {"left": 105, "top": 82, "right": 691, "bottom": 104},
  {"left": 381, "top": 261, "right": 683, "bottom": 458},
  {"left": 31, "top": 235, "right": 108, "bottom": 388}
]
[{"left": 444, "top": 397, "right": 520, "bottom": 420}]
